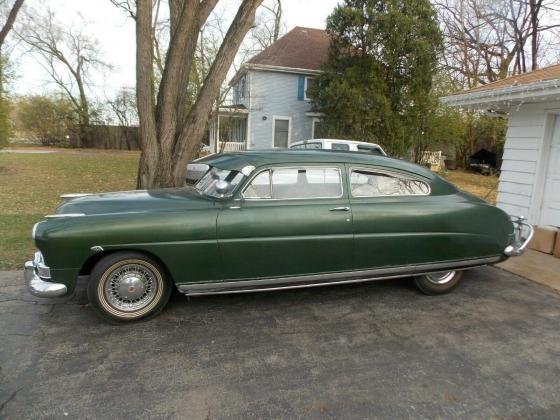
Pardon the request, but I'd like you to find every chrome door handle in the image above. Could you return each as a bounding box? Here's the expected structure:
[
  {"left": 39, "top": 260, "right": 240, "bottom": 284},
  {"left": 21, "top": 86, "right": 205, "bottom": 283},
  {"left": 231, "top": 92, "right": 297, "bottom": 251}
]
[{"left": 329, "top": 206, "right": 350, "bottom": 212}]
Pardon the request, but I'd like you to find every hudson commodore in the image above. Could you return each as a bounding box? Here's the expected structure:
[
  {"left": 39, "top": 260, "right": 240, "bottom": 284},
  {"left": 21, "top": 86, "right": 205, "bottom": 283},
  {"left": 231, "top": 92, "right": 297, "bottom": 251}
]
[{"left": 25, "top": 150, "right": 533, "bottom": 322}]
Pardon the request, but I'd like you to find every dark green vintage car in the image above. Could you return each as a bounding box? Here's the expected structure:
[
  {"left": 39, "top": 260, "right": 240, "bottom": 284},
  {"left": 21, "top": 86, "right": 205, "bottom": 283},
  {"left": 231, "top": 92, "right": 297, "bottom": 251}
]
[{"left": 25, "top": 150, "right": 533, "bottom": 322}]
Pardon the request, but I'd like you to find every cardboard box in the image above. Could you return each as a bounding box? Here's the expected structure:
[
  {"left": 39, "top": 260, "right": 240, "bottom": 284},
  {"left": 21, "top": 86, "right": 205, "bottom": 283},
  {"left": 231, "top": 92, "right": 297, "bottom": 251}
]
[
  {"left": 528, "top": 226, "right": 558, "bottom": 254},
  {"left": 554, "top": 231, "right": 560, "bottom": 259}
]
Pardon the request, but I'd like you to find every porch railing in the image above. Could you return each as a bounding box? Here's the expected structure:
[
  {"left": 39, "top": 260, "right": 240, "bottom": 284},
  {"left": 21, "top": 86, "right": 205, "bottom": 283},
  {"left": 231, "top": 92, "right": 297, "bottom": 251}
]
[{"left": 218, "top": 141, "right": 246, "bottom": 152}]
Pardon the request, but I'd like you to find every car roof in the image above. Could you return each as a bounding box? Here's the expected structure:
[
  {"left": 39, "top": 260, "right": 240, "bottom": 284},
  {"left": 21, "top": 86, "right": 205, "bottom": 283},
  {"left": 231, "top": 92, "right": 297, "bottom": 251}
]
[{"left": 198, "top": 149, "right": 435, "bottom": 179}]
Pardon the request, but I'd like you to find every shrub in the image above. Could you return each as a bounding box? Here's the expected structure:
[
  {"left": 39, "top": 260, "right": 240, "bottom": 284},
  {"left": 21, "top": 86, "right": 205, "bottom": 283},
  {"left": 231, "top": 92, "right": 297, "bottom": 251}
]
[{"left": 16, "top": 95, "right": 78, "bottom": 146}]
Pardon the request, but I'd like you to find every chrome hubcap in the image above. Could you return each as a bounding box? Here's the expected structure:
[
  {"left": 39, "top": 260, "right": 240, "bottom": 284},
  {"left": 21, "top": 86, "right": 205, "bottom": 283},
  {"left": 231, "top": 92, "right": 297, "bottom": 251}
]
[
  {"left": 425, "top": 271, "right": 456, "bottom": 285},
  {"left": 104, "top": 264, "right": 158, "bottom": 312}
]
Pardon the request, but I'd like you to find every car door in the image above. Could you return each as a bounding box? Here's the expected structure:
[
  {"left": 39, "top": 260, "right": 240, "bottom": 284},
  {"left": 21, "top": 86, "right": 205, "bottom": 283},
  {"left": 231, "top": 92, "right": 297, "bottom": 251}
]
[
  {"left": 347, "top": 165, "right": 438, "bottom": 270},
  {"left": 217, "top": 164, "right": 353, "bottom": 280}
]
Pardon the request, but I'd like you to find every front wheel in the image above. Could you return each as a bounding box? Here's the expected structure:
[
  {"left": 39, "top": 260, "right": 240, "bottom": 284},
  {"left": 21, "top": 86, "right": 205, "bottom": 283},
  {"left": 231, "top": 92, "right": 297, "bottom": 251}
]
[
  {"left": 414, "top": 270, "right": 463, "bottom": 295},
  {"left": 87, "top": 252, "right": 172, "bottom": 323}
]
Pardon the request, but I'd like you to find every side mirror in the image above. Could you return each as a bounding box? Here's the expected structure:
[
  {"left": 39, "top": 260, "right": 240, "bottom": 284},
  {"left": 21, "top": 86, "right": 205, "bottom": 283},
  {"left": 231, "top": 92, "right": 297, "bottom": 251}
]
[
  {"left": 215, "top": 180, "right": 230, "bottom": 195},
  {"left": 185, "top": 163, "right": 210, "bottom": 185}
]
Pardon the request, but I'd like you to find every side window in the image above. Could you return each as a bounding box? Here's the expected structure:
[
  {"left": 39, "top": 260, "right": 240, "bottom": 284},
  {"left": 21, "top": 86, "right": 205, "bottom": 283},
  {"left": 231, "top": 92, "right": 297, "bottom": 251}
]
[
  {"left": 272, "top": 168, "right": 342, "bottom": 199},
  {"left": 350, "top": 169, "right": 430, "bottom": 197},
  {"left": 243, "top": 170, "right": 271, "bottom": 199},
  {"left": 331, "top": 143, "right": 350, "bottom": 151},
  {"left": 356, "top": 145, "right": 383, "bottom": 155}
]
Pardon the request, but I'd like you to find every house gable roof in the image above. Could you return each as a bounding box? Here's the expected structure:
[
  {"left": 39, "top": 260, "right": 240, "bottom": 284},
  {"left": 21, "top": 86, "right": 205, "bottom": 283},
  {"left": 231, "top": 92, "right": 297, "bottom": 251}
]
[
  {"left": 441, "top": 63, "right": 560, "bottom": 109},
  {"left": 247, "top": 26, "right": 330, "bottom": 72},
  {"left": 459, "top": 64, "right": 560, "bottom": 94}
]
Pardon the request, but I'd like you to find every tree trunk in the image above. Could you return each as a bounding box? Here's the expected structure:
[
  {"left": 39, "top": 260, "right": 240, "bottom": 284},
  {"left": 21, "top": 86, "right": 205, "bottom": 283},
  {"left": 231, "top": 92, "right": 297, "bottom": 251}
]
[
  {"left": 529, "top": 0, "right": 541, "bottom": 70},
  {"left": 136, "top": 0, "right": 158, "bottom": 188},
  {"left": 135, "top": 0, "right": 262, "bottom": 189}
]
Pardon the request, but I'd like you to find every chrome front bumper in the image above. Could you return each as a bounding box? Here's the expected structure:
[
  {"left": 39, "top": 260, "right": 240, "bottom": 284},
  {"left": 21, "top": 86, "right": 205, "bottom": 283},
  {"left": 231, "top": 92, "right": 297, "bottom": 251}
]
[
  {"left": 504, "top": 216, "right": 534, "bottom": 257},
  {"left": 24, "top": 252, "right": 68, "bottom": 298}
]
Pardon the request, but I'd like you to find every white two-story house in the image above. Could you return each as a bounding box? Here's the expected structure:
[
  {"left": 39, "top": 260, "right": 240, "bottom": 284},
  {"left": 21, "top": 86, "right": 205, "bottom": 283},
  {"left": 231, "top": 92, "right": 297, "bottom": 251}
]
[{"left": 209, "top": 27, "right": 329, "bottom": 152}]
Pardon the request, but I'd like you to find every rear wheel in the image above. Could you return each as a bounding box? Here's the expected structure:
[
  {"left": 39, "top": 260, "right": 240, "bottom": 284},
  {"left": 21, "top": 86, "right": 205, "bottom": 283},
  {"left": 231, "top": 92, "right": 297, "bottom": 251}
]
[
  {"left": 414, "top": 270, "right": 463, "bottom": 295},
  {"left": 87, "top": 252, "right": 172, "bottom": 323}
]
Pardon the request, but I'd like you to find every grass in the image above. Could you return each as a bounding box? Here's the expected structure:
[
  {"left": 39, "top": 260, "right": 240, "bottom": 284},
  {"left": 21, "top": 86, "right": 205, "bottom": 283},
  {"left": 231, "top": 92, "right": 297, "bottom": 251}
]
[
  {"left": 0, "top": 148, "right": 139, "bottom": 269},
  {"left": 441, "top": 169, "right": 498, "bottom": 205},
  {"left": 0, "top": 147, "right": 498, "bottom": 270}
]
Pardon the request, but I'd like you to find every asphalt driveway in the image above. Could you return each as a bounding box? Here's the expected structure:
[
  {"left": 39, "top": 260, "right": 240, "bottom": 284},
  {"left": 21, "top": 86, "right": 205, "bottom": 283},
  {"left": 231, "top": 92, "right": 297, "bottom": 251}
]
[{"left": 1, "top": 266, "right": 560, "bottom": 419}]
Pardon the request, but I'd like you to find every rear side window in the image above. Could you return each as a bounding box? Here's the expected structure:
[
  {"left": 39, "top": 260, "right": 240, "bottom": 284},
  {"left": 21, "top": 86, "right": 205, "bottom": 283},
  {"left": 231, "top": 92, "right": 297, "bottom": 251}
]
[
  {"left": 350, "top": 169, "right": 430, "bottom": 197},
  {"left": 244, "top": 167, "right": 342, "bottom": 199}
]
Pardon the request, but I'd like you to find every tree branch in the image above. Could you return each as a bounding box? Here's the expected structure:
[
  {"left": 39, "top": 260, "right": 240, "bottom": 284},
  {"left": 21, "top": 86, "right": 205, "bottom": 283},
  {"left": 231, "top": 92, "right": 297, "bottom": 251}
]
[{"left": 0, "top": 0, "right": 24, "bottom": 48}]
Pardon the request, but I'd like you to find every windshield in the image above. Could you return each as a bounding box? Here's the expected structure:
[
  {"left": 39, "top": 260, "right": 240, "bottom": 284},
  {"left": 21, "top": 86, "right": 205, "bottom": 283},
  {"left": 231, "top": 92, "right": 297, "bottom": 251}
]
[{"left": 195, "top": 167, "right": 243, "bottom": 198}]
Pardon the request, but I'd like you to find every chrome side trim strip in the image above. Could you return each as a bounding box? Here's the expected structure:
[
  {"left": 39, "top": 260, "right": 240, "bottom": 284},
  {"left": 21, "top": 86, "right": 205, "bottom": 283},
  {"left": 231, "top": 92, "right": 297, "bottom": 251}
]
[
  {"left": 185, "top": 274, "right": 405, "bottom": 296},
  {"left": 177, "top": 256, "right": 500, "bottom": 295},
  {"left": 45, "top": 213, "right": 85, "bottom": 219},
  {"left": 60, "top": 193, "right": 93, "bottom": 199}
]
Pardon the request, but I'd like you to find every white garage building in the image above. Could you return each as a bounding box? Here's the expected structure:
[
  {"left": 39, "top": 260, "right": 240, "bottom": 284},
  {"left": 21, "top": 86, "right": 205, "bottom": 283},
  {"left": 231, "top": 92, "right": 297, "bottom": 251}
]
[{"left": 442, "top": 64, "right": 560, "bottom": 229}]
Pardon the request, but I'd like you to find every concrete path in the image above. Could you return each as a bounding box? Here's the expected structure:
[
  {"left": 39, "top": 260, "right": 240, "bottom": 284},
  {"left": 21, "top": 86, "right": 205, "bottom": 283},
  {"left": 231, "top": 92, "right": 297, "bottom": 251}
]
[
  {"left": 0, "top": 148, "right": 56, "bottom": 154},
  {"left": 498, "top": 249, "right": 560, "bottom": 293},
  {"left": 1, "top": 267, "right": 560, "bottom": 419}
]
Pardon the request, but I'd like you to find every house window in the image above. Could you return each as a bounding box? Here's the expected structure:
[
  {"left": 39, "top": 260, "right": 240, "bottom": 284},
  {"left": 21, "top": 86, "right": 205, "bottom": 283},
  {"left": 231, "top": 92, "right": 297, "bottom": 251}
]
[
  {"left": 304, "top": 77, "right": 315, "bottom": 101},
  {"left": 240, "top": 77, "right": 246, "bottom": 99},
  {"left": 273, "top": 117, "right": 291, "bottom": 148}
]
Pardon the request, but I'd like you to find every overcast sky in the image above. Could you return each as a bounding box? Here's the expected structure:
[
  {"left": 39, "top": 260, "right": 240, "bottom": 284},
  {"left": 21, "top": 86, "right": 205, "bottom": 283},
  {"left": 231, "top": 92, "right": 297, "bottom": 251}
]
[{"left": 13, "top": 0, "right": 340, "bottom": 99}]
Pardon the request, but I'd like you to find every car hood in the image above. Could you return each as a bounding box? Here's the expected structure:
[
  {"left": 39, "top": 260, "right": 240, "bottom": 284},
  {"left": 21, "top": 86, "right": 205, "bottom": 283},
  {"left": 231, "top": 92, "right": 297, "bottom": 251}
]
[{"left": 55, "top": 187, "right": 214, "bottom": 216}]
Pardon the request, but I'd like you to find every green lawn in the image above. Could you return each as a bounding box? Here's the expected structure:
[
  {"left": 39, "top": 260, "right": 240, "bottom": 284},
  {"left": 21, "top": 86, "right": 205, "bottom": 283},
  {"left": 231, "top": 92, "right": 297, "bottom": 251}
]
[
  {"left": 0, "top": 149, "right": 139, "bottom": 269},
  {"left": 0, "top": 148, "right": 498, "bottom": 270},
  {"left": 441, "top": 169, "right": 498, "bottom": 205}
]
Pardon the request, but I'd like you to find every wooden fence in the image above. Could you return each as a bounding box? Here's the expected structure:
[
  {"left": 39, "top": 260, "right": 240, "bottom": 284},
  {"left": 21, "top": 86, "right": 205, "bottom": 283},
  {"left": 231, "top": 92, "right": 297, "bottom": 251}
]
[{"left": 70, "top": 125, "right": 140, "bottom": 150}]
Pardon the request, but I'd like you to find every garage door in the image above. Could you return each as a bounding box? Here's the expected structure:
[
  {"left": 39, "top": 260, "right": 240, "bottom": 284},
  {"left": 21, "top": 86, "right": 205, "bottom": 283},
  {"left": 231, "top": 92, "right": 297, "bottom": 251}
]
[{"left": 541, "top": 116, "right": 560, "bottom": 227}]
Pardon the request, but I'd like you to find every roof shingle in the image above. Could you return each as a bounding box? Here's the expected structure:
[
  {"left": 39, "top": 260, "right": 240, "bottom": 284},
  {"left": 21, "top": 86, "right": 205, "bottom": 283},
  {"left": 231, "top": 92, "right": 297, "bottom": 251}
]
[
  {"left": 457, "top": 63, "right": 560, "bottom": 94},
  {"left": 247, "top": 26, "right": 330, "bottom": 71}
]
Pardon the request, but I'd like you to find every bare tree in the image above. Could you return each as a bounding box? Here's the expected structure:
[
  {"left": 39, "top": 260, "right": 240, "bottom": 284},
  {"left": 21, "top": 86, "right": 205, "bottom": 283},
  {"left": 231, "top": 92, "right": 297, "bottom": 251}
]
[
  {"left": 108, "top": 87, "right": 138, "bottom": 150},
  {"left": 0, "top": 0, "right": 24, "bottom": 49},
  {"left": 109, "top": 0, "right": 137, "bottom": 19},
  {"left": 240, "top": 0, "right": 284, "bottom": 59},
  {"left": 17, "top": 8, "right": 111, "bottom": 141},
  {"left": 118, "top": 0, "right": 263, "bottom": 188},
  {"left": 108, "top": 87, "right": 138, "bottom": 127},
  {"left": 436, "top": 0, "right": 560, "bottom": 88},
  {"left": 252, "top": 0, "right": 283, "bottom": 50}
]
